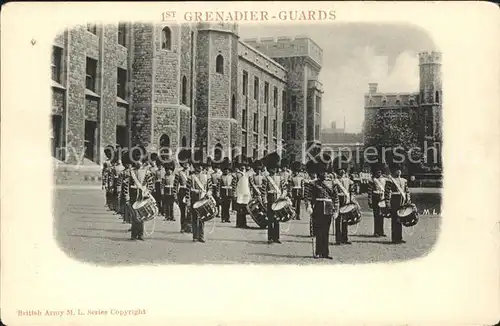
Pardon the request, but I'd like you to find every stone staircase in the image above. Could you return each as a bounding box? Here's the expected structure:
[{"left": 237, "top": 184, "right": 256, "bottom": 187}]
[{"left": 53, "top": 158, "right": 103, "bottom": 186}]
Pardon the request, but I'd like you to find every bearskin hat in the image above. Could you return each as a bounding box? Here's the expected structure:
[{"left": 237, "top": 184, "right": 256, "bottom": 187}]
[
  {"left": 291, "top": 161, "right": 302, "bottom": 172},
  {"left": 263, "top": 152, "right": 281, "bottom": 170}
]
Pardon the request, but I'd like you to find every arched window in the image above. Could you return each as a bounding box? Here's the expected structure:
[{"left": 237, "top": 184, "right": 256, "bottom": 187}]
[
  {"left": 181, "top": 136, "right": 187, "bottom": 147},
  {"left": 435, "top": 91, "right": 440, "bottom": 103},
  {"left": 181, "top": 76, "right": 187, "bottom": 105},
  {"left": 231, "top": 95, "right": 236, "bottom": 119},
  {"left": 161, "top": 27, "right": 172, "bottom": 50},
  {"left": 214, "top": 143, "right": 223, "bottom": 162},
  {"left": 216, "top": 55, "right": 224, "bottom": 74},
  {"left": 159, "top": 134, "right": 171, "bottom": 158}
]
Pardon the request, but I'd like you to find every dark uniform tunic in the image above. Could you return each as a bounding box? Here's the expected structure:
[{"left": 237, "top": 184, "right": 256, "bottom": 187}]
[
  {"left": 384, "top": 176, "right": 411, "bottom": 243},
  {"left": 211, "top": 169, "right": 222, "bottom": 218},
  {"left": 153, "top": 165, "right": 165, "bottom": 216},
  {"left": 262, "top": 174, "right": 287, "bottom": 242},
  {"left": 114, "top": 163, "right": 125, "bottom": 217},
  {"left": 367, "top": 176, "right": 387, "bottom": 236},
  {"left": 334, "top": 176, "right": 356, "bottom": 244},
  {"left": 123, "top": 166, "right": 155, "bottom": 240},
  {"left": 303, "top": 174, "right": 316, "bottom": 237},
  {"left": 186, "top": 171, "right": 213, "bottom": 241},
  {"left": 174, "top": 169, "right": 191, "bottom": 232},
  {"left": 309, "top": 178, "right": 340, "bottom": 257},
  {"left": 161, "top": 172, "right": 177, "bottom": 220}
]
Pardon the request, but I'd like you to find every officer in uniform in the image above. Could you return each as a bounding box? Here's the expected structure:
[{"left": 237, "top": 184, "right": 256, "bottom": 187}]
[
  {"left": 187, "top": 150, "right": 213, "bottom": 243},
  {"left": 118, "top": 149, "right": 130, "bottom": 224},
  {"left": 384, "top": 163, "right": 411, "bottom": 244},
  {"left": 124, "top": 146, "right": 155, "bottom": 241},
  {"left": 367, "top": 163, "right": 388, "bottom": 237},
  {"left": 210, "top": 159, "right": 222, "bottom": 220},
  {"left": 262, "top": 152, "right": 287, "bottom": 244},
  {"left": 289, "top": 161, "right": 305, "bottom": 220},
  {"left": 333, "top": 158, "right": 356, "bottom": 245},
  {"left": 161, "top": 160, "right": 177, "bottom": 221},
  {"left": 303, "top": 160, "right": 317, "bottom": 237},
  {"left": 232, "top": 155, "right": 250, "bottom": 229},
  {"left": 174, "top": 149, "right": 192, "bottom": 233},
  {"left": 113, "top": 149, "right": 125, "bottom": 216},
  {"left": 308, "top": 154, "right": 339, "bottom": 259},
  {"left": 102, "top": 145, "right": 114, "bottom": 210},
  {"left": 217, "top": 157, "right": 233, "bottom": 223}
]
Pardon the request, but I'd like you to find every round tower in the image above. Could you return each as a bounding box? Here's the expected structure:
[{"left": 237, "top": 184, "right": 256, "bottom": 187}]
[{"left": 419, "top": 51, "right": 442, "bottom": 105}]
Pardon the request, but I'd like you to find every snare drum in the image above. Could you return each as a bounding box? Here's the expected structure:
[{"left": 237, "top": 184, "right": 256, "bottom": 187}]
[
  {"left": 247, "top": 198, "right": 268, "bottom": 228},
  {"left": 131, "top": 196, "right": 158, "bottom": 222},
  {"left": 193, "top": 197, "right": 218, "bottom": 222},
  {"left": 396, "top": 204, "right": 419, "bottom": 227},
  {"left": 339, "top": 203, "right": 362, "bottom": 225},
  {"left": 271, "top": 198, "right": 296, "bottom": 222}
]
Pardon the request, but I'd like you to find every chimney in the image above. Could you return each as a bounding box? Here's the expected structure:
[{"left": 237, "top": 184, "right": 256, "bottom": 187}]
[
  {"left": 368, "top": 83, "right": 378, "bottom": 94},
  {"left": 330, "top": 121, "right": 336, "bottom": 130}
]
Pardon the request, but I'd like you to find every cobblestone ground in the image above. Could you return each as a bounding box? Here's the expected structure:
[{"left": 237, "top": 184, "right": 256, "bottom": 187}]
[{"left": 54, "top": 187, "right": 441, "bottom": 265}]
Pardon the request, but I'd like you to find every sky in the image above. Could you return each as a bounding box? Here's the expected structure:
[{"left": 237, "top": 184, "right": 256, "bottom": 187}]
[{"left": 238, "top": 23, "right": 437, "bottom": 133}]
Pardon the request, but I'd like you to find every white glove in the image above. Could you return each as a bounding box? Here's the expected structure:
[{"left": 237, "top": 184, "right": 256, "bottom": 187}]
[{"left": 307, "top": 206, "right": 313, "bottom": 214}]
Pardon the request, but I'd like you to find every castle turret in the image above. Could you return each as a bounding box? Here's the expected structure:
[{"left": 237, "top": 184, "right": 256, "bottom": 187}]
[{"left": 419, "top": 51, "right": 442, "bottom": 105}]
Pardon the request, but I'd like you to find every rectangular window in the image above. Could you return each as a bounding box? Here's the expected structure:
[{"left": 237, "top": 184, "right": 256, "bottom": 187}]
[
  {"left": 118, "top": 23, "right": 127, "bottom": 46},
  {"left": 87, "top": 23, "right": 97, "bottom": 35},
  {"left": 291, "top": 95, "right": 297, "bottom": 111},
  {"left": 253, "top": 134, "right": 258, "bottom": 160},
  {"left": 282, "top": 90, "right": 286, "bottom": 111},
  {"left": 253, "top": 113, "right": 258, "bottom": 132},
  {"left": 316, "top": 95, "right": 321, "bottom": 113},
  {"left": 51, "top": 46, "right": 62, "bottom": 83},
  {"left": 242, "top": 71, "right": 248, "bottom": 96},
  {"left": 117, "top": 68, "right": 127, "bottom": 99},
  {"left": 315, "top": 124, "right": 320, "bottom": 140},
  {"left": 273, "top": 87, "right": 278, "bottom": 107},
  {"left": 254, "top": 77, "right": 259, "bottom": 101},
  {"left": 85, "top": 57, "right": 97, "bottom": 91},
  {"left": 273, "top": 119, "right": 277, "bottom": 137},
  {"left": 264, "top": 82, "right": 269, "bottom": 104},
  {"left": 263, "top": 116, "right": 268, "bottom": 135},
  {"left": 242, "top": 131, "right": 247, "bottom": 156},
  {"left": 242, "top": 109, "right": 247, "bottom": 129},
  {"left": 290, "top": 122, "right": 296, "bottom": 140}
]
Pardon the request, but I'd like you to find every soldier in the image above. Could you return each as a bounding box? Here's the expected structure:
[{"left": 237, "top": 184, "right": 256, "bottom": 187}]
[
  {"left": 289, "top": 161, "right": 305, "bottom": 220},
  {"left": 262, "top": 152, "right": 288, "bottom": 244},
  {"left": 303, "top": 160, "right": 317, "bottom": 237},
  {"left": 250, "top": 160, "right": 266, "bottom": 201},
  {"left": 113, "top": 149, "right": 125, "bottom": 216},
  {"left": 217, "top": 158, "right": 233, "bottom": 223},
  {"left": 308, "top": 154, "right": 339, "bottom": 259},
  {"left": 161, "top": 160, "right": 177, "bottom": 221},
  {"left": 124, "top": 146, "right": 155, "bottom": 241},
  {"left": 367, "top": 163, "right": 388, "bottom": 237},
  {"left": 152, "top": 155, "right": 165, "bottom": 216},
  {"left": 333, "top": 160, "right": 356, "bottom": 245},
  {"left": 384, "top": 163, "right": 411, "bottom": 244},
  {"left": 210, "top": 159, "right": 222, "bottom": 219},
  {"left": 187, "top": 150, "right": 213, "bottom": 243},
  {"left": 280, "top": 158, "right": 291, "bottom": 184},
  {"left": 117, "top": 149, "right": 130, "bottom": 224},
  {"left": 232, "top": 155, "right": 251, "bottom": 229},
  {"left": 102, "top": 145, "right": 114, "bottom": 209},
  {"left": 174, "top": 149, "right": 192, "bottom": 233}
]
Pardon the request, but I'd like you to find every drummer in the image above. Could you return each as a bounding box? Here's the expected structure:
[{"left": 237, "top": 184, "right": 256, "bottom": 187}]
[
  {"left": 384, "top": 163, "right": 411, "bottom": 244},
  {"left": 210, "top": 159, "right": 222, "bottom": 220},
  {"left": 250, "top": 160, "right": 265, "bottom": 201},
  {"left": 288, "top": 161, "right": 305, "bottom": 220},
  {"left": 332, "top": 158, "right": 356, "bottom": 245},
  {"left": 186, "top": 150, "right": 213, "bottom": 243},
  {"left": 308, "top": 154, "right": 339, "bottom": 259},
  {"left": 174, "top": 149, "right": 192, "bottom": 233},
  {"left": 124, "top": 146, "right": 155, "bottom": 241},
  {"left": 367, "top": 163, "right": 387, "bottom": 237},
  {"left": 216, "top": 157, "right": 233, "bottom": 223},
  {"left": 262, "top": 152, "right": 288, "bottom": 244}
]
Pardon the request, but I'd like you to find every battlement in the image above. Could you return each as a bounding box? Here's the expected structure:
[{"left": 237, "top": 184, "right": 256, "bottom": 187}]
[
  {"left": 196, "top": 22, "right": 239, "bottom": 35},
  {"left": 419, "top": 51, "right": 442, "bottom": 65},
  {"left": 243, "top": 35, "right": 323, "bottom": 68}
]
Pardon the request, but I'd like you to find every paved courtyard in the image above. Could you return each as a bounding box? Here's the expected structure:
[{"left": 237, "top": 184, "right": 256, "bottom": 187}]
[{"left": 53, "top": 187, "right": 441, "bottom": 265}]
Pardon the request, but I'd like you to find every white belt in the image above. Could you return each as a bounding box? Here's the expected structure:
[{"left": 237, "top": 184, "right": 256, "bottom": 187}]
[
  {"left": 373, "top": 191, "right": 383, "bottom": 194},
  {"left": 293, "top": 187, "right": 302, "bottom": 189},
  {"left": 164, "top": 185, "right": 174, "bottom": 188},
  {"left": 316, "top": 198, "right": 332, "bottom": 202},
  {"left": 222, "top": 186, "right": 232, "bottom": 189}
]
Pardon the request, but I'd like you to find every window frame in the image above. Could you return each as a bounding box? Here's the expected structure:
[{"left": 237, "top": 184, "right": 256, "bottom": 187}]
[
  {"left": 85, "top": 57, "right": 97, "bottom": 92},
  {"left": 117, "top": 23, "right": 127, "bottom": 47},
  {"left": 161, "top": 26, "right": 172, "bottom": 51},
  {"left": 216, "top": 55, "right": 224, "bottom": 74}
]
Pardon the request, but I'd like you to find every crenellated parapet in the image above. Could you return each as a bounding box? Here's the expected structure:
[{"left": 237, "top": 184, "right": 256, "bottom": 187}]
[
  {"left": 418, "top": 51, "right": 441, "bottom": 65},
  {"left": 242, "top": 35, "right": 323, "bottom": 68}
]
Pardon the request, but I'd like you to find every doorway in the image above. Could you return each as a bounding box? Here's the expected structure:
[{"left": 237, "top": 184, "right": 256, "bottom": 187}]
[
  {"left": 116, "top": 125, "right": 128, "bottom": 149},
  {"left": 51, "top": 114, "right": 63, "bottom": 159},
  {"left": 84, "top": 120, "right": 97, "bottom": 162}
]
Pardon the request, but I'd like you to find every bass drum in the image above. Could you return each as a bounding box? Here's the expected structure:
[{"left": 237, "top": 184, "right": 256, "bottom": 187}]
[
  {"left": 397, "top": 204, "right": 419, "bottom": 227},
  {"left": 247, "top": 199, "right": 268, "bottom": 229}
]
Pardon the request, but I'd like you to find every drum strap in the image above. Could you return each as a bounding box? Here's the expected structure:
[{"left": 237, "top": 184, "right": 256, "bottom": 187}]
[
  {"left": 266, "top": 176, "right": 281, "bottom": 197},
  {"left": 388, "top": 176, "right": 406, "bottom": 202},
  {"left": 335, "top": 180, "right": 350, "bottom": 202},
  {"left": 130, "top": 170, "right": 154, "bottom": 202},
  {"left": 373, "top": 178, "right": 385, "bottom": 193},
  {"left": 192, "top": 174, "right": 206, "bottom": 198}
]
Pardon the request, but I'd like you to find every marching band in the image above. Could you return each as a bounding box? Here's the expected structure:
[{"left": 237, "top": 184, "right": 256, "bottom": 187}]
[{"left": 101, "top": 144, "right": 418, "bottom": 258}]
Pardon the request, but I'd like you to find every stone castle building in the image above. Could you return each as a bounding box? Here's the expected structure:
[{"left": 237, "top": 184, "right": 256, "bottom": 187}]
[
  {"left": 363, "top": 51, "right": 443, "bottom": 170},
  {"left": 51, "top": 22, "right": 323, "bottom": 165}
]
